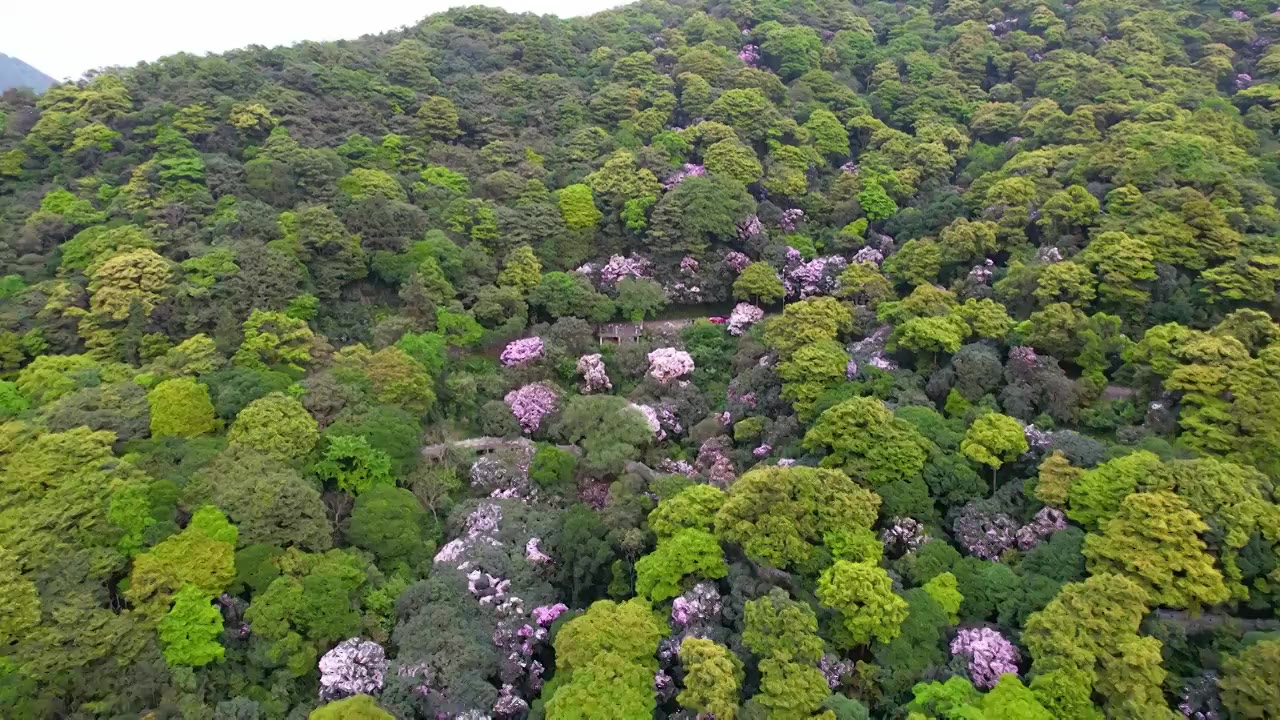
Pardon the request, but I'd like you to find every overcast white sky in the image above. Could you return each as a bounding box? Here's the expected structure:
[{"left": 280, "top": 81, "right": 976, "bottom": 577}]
[{"left": 2, "top": 0, "right": 627, "bottom": 81}]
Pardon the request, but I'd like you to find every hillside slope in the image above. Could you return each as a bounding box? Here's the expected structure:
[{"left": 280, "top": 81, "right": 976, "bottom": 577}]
[
  {"left": 1, "top": 2, "right": 1279, "bottom": 719},
  {"left": 0, "top": 52, "right": 55, "bottom": 92}
]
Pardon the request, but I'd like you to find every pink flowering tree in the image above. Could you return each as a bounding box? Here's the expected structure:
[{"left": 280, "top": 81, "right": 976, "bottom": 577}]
[
  {"left": 727, "top": 303, "right": 764, "bottom": 335},
  {"left": 504, "top": 383, "right": 560, "bottom": 434},
  {"left": 647, "top": 347, "right": 695, "bottom": 382},
  {"left": 724, "top": 249, "right": 753, "bottom": 272},
  {"left": 664, "top": 163, "right": 707, "bottom": 189},
  {"left": 950, "top": 628, "right": 1020, "bottom": 688},
  {"left": 500, "top": 337, "right": 544, "bottom": 366},
  {"left": 318, "top": 638, "right": 387, "bottom": 700},
  {"left": 576, "top": 353, "right": 611, "bottom": 393},
  {"left": 599, "top": 254, "right": 651, "bottom": 285},
  {"left": 630, "top": 403, "right": 664, "bottom": 439}
]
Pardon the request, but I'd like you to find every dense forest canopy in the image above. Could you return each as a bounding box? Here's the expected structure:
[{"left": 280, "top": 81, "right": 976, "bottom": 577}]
[{"left": 2, "top": 0, "right": 1280, "bottom": 718}]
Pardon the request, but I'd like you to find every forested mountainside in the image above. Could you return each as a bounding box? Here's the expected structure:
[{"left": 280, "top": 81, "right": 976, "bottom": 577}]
[
  {"left": 2, "top": 0, "right": 1280, "bottom": 718},
  {"left": 0, "top": 53, "right": 55, "bottom": 94}
]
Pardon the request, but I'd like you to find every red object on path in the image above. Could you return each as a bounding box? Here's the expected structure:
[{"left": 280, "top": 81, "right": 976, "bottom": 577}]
[{"left": 707, "top": 316, "right": 727, "bottom": 324}]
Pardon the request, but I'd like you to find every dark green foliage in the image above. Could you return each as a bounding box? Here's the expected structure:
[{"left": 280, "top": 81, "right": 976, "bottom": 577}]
[{"left": 3, "top": 1, "right": 1279, "bottom": 716}]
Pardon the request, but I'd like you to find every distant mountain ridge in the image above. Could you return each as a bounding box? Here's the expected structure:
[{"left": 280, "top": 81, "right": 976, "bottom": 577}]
[{"left": 0, "top": 52, "right": 56, "bottom": 92}]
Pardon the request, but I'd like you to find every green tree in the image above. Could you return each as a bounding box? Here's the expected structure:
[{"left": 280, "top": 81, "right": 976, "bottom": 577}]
[
  {"left": 227, "top": 392, "right": 319, "bottom": 463},
  {"left": 530, "top": 444, "right": 578, "bottom": 493},
  {"left": 804, "top": 108, "right": 850, "bottom": 160},
  {"left": 233, "top": 310, "right": 314, "bottom": 376},
  {"left": 1218, "top": 639, "right": 1280, "bottom": 720},
  {"left": 678, "top": 638, "right": 744, "bottom": 720},
  {"left": 1023, "top": 574, "right": 1167, "bottom": 719},
  {"left": 817, "top": 560, "right": 909, "bottom": 646},
  {"left": 742, "top": 588, "right": 825, "bottom": 664},
  {"left": 184, "top": 447, "right": 332, "bottom": 551},
  {"left": 715, "top": 466, "right": 880, "bottom": 570},
  {"left": 704, "top": 138, "right": 763, "bottom": 184},
  {"left": 777, "top": 339, "right": 851, "bottom": 418},
  {"left": 634, "top": 528, "right": 728, "bottom": 602},
  {"left": 1066, "top": 451, "right": 1163, "bottom": 528},
  {"left": 497, "top": 245, "right": 543, "bottom": 295},
  {"left": 763, "top": 297, "right": 853, "bottom": 357},
  {"left": 560, "top": 184, "right": 603, "bottom": 230},
  {"left": 960, "top": 413, "right": 1029, "bottom": 493},
  {"left": 158, "top": 585, "right": 225, "bottom": 667},
  {"left": 648, "top": 175, "right": 755, "bottom": 258},
  {"left": 734, "top": 262, "right": 785, "bottom": 304},
  {"left": 648, "top": 484, "right": 725, "bottom": 538},
  {"left": 836, "top": 262, "right": 894, "bottom": 308},
  {"left": 548, "top": 599, "right": 665, "bottom": 719},
  {"left": 1083, "top": 491, "right": 1229, "bottom": 611},
  {"left": 311, "top": 695, "right": 393, "bottom": 719},
  {"left": 126, "top": 506, "right": 237, "bottom": 619},
  {"left": 922, "top": 572, "right": 963, "bottom": 625},
  {"left": 883, "top": 238, "right": 942, "bottom": 286},
  {"left": 530, "top": 272, "right": 613, "bottom": 321},
  {"left": 750, "top": 657, "right": 832, "bottom": 719},
  {"left": 615, "top": 277, "right": 669, "bottom": 321},
  {"left": 417, "top": 95, "right": 461, "bottom": 140},
  {"left": 314, "top": 435, "right": 394, "bottom": 495},
  {"left": 706, "top": 88, "right": 784, "bottom": 142},
  {"left": 803, "top": 396, "right": 931, "bottom": 487},
  {"left": 553, "top": 395, "right": 653, "bottom": 476},
  {"left": 348, "top": 485, "right": 435, "bottom": 575},
  {"left": 858, "top": 181, "right": 897, "bottom": 222},
  {"left": 760, "top": 23, "right": 824, "bottom": 80},
  {"left": 87, "top": 248, "right": 173, "bottom": 321},
  {"left": 147, "top": 377, "right": 217, "bottom": 438}
]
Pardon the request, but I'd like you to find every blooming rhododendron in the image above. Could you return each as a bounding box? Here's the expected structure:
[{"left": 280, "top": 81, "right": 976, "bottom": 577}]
[
  {"left": 631, "top": 403, "right": 663, "bottom": 438},
  {"left": 736, "top": 216, "right": 763, "bottom": 242},
  {"left": 779, "top": 208, "right": 805, "bottom": 231},
  {"left": 737, "top": 44, "right": 761, "bottom": 66},
  {"left": 318, "top": 638, "right": 387, "bottom": 700},
  {"left": 576, "top": 353, "right": 611, "bottom": 393},
  {"left": 881, "top": 517, "right": 930, "bottom": 554},
  {"left": 647, "top": 347, "right": 695, "bottom": 382},
  {"left": 599, "top": 254, "right": 651, "bottom": 285},
  {"left": 727, "top": 303, "right": 764, "bottom": 335},
  {"left": 664, "top": 163, "right": 706, "bottom": 189},
  {"left": 500, "top": 336, "right": 544, "bottom": 366},
  {"left": 724, "top": 249, "right": 752, "bottom": 272},
  {"left": 1015, "top": 507, "right": 1067, "bottom": 550},
  {"left": 953, "top": 504, "right": 1019, "bottom": 560},
  {"left": 504, "top": 383, "right": 559, "bottom": 433},
  {"left": 951, "top": 628, "right": 1020, "bottom": 688},
  {"left": 532, "top": 603, "right": 568, "bottom": 626}
]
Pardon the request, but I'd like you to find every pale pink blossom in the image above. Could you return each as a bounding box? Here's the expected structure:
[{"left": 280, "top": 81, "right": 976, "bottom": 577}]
[
  {"left": 500, "top": 337, "right": 544, "bottom": 366},
  {"left": 532, "top": 603, "right": 568, "bottom": 626},
  {"left": 504, "top": 383, "right": 560, "bottom": 433},
  {"left": 738, "top": 44, "right": 761, "bottom": 66},
  {"left": 736, "top": 216, "right": 763, "bottom": 243},
  {"left": 631, "top": 403, "right": 664, "bottom": 438},
  {"left": 664, "top": 163, "right": 706, "bottom": 189},
  {"left": 951, "top": 628, "right": 1020, "bottom": 688},
  {"left": 779, "top": 208, "right": 805, "bottom": 232},
  {"left": 576, "top": 353, "right": 612, "bottom": 393},
  {"left": 724, "top": 249, "right": 752, "bottom": 272},
  {"left": 728, "top": 303, "right": 764, "bottom": 335},
  {"left": 647, "top": 347, "right": 695, "bottom": 382},
  {"left": 525, "top": 538, "right": 552, "bottom": 563},
  {"left": 599, "top": 254, "right": 651, "bottom": 285}
]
